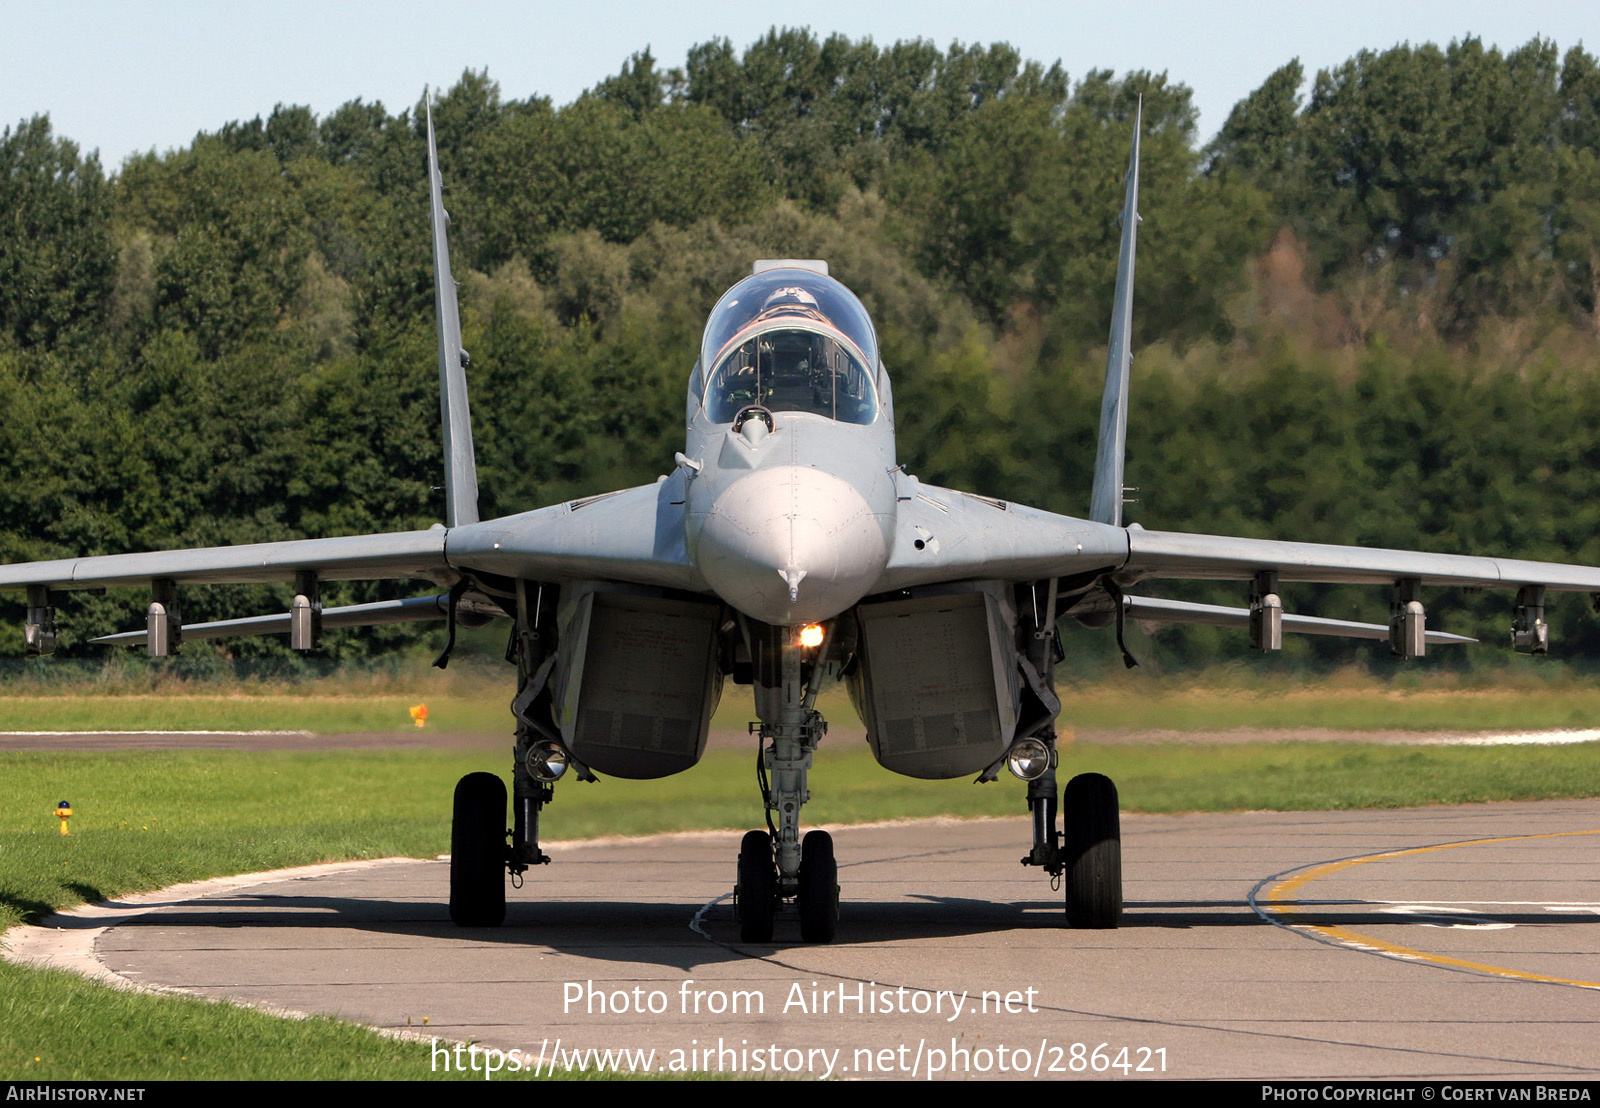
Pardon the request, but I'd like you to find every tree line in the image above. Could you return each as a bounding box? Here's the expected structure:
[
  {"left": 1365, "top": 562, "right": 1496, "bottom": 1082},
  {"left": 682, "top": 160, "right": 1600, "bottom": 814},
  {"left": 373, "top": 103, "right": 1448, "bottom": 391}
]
[{"left": 3, "top": 29, "right": 1599, "bottom": 667}]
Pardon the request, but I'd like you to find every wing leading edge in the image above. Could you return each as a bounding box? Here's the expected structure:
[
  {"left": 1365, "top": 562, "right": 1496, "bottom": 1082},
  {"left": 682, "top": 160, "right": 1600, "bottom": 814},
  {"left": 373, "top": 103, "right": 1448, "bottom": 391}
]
[
  {"left": 0, "top": 530, "right": 450, "bottom": 591},
  {"left": 1118, "top": 529, "right": 1600, "bottom": 592}
]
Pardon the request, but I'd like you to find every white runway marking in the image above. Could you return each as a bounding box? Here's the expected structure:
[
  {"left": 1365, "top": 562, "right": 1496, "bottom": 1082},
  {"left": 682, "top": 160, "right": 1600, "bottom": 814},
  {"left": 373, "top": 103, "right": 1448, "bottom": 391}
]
[{"left": 1410, "top": 729, "right": 1600, "bottom": 746}]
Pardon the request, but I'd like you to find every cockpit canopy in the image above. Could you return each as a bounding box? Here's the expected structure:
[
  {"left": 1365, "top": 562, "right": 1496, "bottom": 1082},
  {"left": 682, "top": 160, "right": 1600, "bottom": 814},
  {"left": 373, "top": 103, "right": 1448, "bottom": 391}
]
[{"left": 700, "top": 268, "right": 879, "bottom": 425}]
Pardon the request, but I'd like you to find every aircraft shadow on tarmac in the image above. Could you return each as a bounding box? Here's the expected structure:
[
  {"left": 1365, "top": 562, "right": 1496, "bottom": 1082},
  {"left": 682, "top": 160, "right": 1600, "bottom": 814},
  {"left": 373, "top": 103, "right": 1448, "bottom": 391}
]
[{"left": 73, "top": 890, "right": 1600, "bottom": 974}]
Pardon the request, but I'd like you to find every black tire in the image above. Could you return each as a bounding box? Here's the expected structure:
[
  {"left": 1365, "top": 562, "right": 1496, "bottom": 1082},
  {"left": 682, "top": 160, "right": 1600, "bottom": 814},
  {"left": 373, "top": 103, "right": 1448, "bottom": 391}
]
[
  {"left": 737, "top": 830, "right": 775, "bottom": 942},
  {"left": 1063, "top": 772, "right": 1121, "bottom": 929},
  {"left": 798, "top": 829, "right": 839, "bottom": 943},
  {"left": 450, "top": 772, "right": 507, "bottom": 927}
]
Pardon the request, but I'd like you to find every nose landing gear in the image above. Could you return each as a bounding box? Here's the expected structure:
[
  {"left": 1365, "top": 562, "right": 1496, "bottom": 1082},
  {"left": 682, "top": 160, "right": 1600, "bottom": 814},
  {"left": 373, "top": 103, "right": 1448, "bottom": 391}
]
[{"left": 734, "top": 622, "right": 839, "bottom": 943}]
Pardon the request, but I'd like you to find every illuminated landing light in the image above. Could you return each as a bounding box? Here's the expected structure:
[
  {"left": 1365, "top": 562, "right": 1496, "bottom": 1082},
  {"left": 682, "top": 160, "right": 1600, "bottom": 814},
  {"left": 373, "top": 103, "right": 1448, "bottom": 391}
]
[
  {"left": 799, "top": 623, "right": 825, "bottom": 649},
  {"left": 1005, "top": 738, "right": 1055, "bottom": 781}
]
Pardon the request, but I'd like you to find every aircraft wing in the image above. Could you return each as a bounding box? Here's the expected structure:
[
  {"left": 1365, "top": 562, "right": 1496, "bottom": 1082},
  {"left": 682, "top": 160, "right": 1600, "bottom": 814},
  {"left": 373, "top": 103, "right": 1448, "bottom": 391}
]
[
  {"left": 1116, "top": 529, "right": 1600, "bottom": 592},
  {"left": 0, "top": 530, "right": 451, "bottom": 591},
  {"left": 0, "top": 529, "right": 459, "bottom": 653},
  {"left": 0, "top": 482, "right": 701, "bottom": 650},
  {"left": 0, "top": 478, "right": 697, "bottom": 597},
  {"left": 88, "top": 594, "right": 454, "bottom": 646}
]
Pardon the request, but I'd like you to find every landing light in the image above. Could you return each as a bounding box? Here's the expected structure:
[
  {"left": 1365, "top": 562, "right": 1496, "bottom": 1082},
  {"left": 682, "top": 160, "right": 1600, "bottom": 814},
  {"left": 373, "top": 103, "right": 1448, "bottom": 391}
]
[
  {"left": 1005, "top": 738, "right": 1054, "bottom": 781},
  {"left": 799, "top": 623, "right": 825, "bottom": 649},
  {"left": 526, "top": 740, "right": 570, "bottom": 783}
]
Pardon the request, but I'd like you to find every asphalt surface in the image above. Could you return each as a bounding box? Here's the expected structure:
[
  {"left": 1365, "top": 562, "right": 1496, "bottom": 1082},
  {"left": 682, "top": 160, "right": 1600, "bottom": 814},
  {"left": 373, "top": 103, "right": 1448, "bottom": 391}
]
[{"left": 10, "top": 800, "right": 1600, "bottom": 1080}]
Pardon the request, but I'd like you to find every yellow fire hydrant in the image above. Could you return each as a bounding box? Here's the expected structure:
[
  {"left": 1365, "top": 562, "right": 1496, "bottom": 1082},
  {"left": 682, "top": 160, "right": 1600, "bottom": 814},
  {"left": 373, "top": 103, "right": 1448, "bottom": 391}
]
[{"left": 56, "top": 801, "right": 72, "bottom": 836}]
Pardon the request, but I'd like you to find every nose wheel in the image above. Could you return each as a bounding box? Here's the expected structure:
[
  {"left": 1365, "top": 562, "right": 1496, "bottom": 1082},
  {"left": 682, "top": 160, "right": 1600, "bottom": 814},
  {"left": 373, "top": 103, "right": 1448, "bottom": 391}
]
[
  {"left": 798, "top": 829, "right": 838, "bottom": 942},
  {"left": 735, "top": 828, "right": 838, "bottom": 943}
]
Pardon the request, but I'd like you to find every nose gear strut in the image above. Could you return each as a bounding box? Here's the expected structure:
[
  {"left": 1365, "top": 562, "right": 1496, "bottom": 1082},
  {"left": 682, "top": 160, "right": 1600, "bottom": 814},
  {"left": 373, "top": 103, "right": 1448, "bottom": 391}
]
[{"left": 734, "top": 622, "right": 839, "bottom": 942}]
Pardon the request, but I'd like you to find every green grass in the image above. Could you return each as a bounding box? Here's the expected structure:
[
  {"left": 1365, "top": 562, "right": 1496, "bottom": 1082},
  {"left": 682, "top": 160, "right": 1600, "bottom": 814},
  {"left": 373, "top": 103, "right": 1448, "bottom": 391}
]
[
  {"left": 1056, "top": 684, "right": 1600, "bottom": 733},
  {"left": 8, "top": 671, "right": 1600, "bottom": 734},
  {"left": 0, "top": 749, "right": 492, "bottom": 932},
  {"left": 0, "top": 961, "right": 474, "bottom": 1081},
  {"left": 0, "top": 693, "right": 509, "bottom": 733},
  {"left": 1071, "top": 740, "right": 1600, "bottom": 811}
]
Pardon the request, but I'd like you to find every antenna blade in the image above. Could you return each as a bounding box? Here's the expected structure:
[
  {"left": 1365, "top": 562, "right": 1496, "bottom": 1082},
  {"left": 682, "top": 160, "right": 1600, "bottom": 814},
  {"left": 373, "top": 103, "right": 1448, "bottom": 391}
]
[
  {"left": 1088, "top": 100, "right": 1142, "bottom": 528},
  {"left": 427, "top": 93, "right": 480, "bottom": 527}
]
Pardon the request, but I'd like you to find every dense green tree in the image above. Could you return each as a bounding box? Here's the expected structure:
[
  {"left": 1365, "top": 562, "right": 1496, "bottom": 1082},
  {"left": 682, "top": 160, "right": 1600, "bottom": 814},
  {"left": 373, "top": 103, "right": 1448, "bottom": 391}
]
[
  {"left": 892, "top": 68, "right": 1267, "bottom": 343},
  {"left": 118, "top": 141, "right": 313, "bottom": 358},
  {"left": 1205, "top": 60, "right": 1303, "bottom": 185},
  {"left": 463, "top": 95, "right": 768, "bottom": 266},
  {"left": 0, "top": 116, "right": 115, "bottom": 350},
  {"left": 1211, "top": 37, "right": 1600, "bottom": 335},
  {"left": 589, "top": 48, "right": 670, "bottom": 117}
]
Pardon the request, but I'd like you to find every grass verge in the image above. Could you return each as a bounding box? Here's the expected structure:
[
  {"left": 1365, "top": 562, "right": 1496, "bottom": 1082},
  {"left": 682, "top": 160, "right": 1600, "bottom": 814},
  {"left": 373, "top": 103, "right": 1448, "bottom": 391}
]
[{"left": 7, "top": 671, "right": 1600, "bottom": 734}]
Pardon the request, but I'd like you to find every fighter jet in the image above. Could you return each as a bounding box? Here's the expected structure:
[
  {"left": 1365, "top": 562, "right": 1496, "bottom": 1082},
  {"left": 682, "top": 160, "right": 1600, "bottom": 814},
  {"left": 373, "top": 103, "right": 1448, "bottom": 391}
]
[{"left": 5, "top": 101, "right": 1597, "bottom": 943}]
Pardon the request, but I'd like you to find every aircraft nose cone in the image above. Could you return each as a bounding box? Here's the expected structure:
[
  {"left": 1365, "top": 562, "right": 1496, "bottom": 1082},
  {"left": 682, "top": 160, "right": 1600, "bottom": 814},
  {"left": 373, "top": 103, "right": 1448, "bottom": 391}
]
[{"left": 697, "top": 466, "right": 889, "bottom": 625}]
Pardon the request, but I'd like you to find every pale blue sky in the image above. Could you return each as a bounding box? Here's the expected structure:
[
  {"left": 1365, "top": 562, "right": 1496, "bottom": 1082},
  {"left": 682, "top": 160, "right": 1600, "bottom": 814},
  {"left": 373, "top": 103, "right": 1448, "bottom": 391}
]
[{"left": 5, "top": 0, "right": 1598, "bottom": 169}]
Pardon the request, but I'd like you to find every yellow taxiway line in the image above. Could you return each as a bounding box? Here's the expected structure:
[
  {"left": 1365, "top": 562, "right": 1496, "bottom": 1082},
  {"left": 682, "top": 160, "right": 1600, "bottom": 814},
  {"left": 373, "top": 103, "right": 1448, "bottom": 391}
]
[{"left": 1259, "top": 830, "right": 1600, "bottom": 989}]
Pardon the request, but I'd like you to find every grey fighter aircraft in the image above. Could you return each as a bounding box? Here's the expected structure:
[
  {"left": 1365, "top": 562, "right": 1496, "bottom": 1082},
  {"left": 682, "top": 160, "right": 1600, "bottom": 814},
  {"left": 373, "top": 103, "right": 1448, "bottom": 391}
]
[{"left": 6, "top": 101, "right": 1599, "bottom": 943}]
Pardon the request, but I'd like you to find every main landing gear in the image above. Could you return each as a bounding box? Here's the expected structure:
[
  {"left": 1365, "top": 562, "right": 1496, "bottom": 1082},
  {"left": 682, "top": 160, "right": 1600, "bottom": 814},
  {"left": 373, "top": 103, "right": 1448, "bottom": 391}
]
[
  {"left": 448, "top": 583, "right": 559, "bottom": 928},
  {"left": 1014, "top": 738, "right": 1124, "bottom": 929},
  {"left": 1016, "top": 584, "right": 1122, "bottom": 929},
  {"left": 734, "top": 624, "right": 838, "bottom": 943},
  {"left": 447, "top": 759, "right": 554, "bottom": 928}
]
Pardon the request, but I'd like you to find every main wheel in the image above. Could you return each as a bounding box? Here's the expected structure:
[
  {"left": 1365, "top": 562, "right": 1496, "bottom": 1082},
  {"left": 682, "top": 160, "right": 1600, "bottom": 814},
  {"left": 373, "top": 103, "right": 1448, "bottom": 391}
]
[
  {"left": 798, "top": 829, "right": 838, "bottom": 943},
  {"left": 450, "top": 772, "right": 507, "bottom": 927},
  {"left": 736, "top": 830, "right": 776, "bottom": 942},
  {"left": 1063, "top": 772, "right": 1121, "bottom": 929}
]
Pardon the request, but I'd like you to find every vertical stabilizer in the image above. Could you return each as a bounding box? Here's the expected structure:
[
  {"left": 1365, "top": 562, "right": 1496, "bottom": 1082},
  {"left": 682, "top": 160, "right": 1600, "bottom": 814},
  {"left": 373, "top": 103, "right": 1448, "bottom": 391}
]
[
  {"left": 1088, "top": 102, "right": 1142, "bottom": 528},
  {"left": 426, "top": 94, "right": 481, "bottom": 527}
]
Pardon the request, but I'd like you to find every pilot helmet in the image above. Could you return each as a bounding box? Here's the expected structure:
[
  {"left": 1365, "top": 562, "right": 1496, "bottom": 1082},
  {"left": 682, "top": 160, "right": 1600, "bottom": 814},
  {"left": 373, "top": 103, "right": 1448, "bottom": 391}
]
[{"left": 761, "top": 285, "right": 821, "bottom": 313}]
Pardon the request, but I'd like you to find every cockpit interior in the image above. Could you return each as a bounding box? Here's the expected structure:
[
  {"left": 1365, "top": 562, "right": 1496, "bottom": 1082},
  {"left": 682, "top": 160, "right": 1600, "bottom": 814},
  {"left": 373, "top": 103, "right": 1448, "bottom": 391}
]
[{"left": 698, "top": 268, "right": 880, "bottom": 426}]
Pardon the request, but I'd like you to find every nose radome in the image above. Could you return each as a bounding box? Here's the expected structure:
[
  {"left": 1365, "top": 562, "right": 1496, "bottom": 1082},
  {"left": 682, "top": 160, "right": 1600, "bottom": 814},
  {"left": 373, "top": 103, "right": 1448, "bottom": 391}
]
[{"left": 697, "top": 466, "right": 888, "bottom": 625}]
